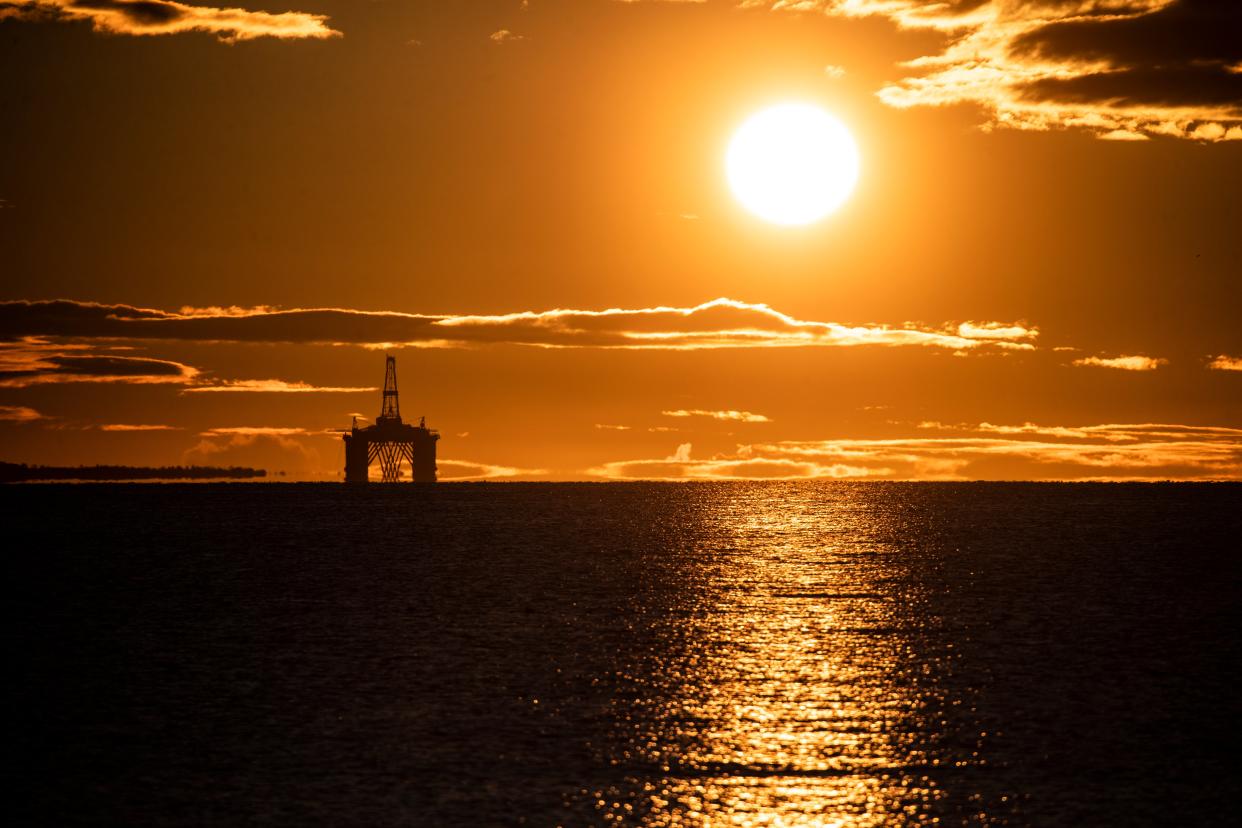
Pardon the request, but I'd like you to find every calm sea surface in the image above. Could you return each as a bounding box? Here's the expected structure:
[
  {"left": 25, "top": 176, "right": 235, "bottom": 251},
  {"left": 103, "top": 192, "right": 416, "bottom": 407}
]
[{"left": 8, "top": 482, "right": 1240, "bottom": 826}]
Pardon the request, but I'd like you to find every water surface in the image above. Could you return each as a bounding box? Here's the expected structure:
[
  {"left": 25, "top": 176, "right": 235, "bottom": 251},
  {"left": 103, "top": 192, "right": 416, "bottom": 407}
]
[{"left": 9, "top": 482, "right": 1239, "bottom": 825}]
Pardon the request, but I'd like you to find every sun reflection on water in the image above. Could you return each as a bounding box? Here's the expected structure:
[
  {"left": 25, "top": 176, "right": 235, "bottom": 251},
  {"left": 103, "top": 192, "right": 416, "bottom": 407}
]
[{"left": 587, "top": 483, "right": 978, "bottom": 826}]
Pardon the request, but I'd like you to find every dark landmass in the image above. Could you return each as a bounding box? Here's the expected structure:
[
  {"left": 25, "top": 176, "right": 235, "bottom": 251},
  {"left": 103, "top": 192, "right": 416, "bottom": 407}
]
[{"left": 0, "top": 462, "right": 266, "bottom": 482}]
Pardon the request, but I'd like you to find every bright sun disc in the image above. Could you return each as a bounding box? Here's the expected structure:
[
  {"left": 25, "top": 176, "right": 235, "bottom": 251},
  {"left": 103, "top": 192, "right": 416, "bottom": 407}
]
[{"left": 727, "top": 103, "right": 860, "bottom": 226}]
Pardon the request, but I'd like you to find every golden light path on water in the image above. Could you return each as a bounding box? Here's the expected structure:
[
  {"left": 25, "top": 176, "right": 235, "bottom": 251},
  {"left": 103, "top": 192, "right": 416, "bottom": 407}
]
[{"left": 588, "top": 484, "right": 983, "bottom": 826}]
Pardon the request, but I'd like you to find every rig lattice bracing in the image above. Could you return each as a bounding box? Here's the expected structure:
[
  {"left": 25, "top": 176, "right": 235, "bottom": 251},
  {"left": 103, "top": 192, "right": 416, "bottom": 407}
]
[{"left": 343, "top": 356, "right": 439, "bottom": 483}]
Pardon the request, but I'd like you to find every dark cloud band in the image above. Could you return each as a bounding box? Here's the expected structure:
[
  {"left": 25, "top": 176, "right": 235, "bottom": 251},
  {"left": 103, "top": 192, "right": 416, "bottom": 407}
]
[
  {"left": 0, "top": 0, "right": 341, "bottom": 41},
  {"left": 745, "top": 0, "right": 1242, "bottom": 141},
  {"left": 0, "top": 298, "right": 1039, "bottom": 351}
]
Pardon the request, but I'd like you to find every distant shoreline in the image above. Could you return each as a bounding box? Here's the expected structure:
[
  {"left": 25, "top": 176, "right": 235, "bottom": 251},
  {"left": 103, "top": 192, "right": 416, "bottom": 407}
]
[{"left": 0, "top": 462, "right": 266, "bottom": 483}]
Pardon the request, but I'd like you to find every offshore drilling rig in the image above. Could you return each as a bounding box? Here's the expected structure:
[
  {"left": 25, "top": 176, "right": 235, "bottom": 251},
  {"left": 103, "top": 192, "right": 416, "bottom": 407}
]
[{"left": 343, "top": 356, "right": 439, "bottom": 483}]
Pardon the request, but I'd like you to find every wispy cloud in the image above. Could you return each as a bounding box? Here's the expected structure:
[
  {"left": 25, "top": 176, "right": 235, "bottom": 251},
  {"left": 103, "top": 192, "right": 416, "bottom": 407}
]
[
  {"left": 0, "top": 338, "right": 382, "bottom": 391},
  {"left": 917, "top": 420, "right": 1242, "bottom": 441},
  {"left": 741, "top": 0, "right": 1242, "bottom": 141},
  {"left": 1208, "top": 354, "right": 1242, "bottom": 371},
  {"left": 98, "top": 423, "right": 181, "bottom": 431},
  {"left": 0, "top": 404, "right": 43, "bottom": 422},
  {"left": 590, "top": 442, "right": 883, "bottom": 481},
  {"left": 0, "top": 338, "right": 199, "bottom": 387},
  {"left": 0, "top": 348, "right": 347, "bottom": 397},
  {"left": 1072, "top": 354, "right": 1168, "bottom": 371},
  {"left": 184, "top": 379, "right": 377, "bottom": 393},
  {"left": 488, "top": 28, "right": 525, "bottom": 43},
  {"left": 591, "top": 421, "right": 1242, "bottom": 481},
  {"left": 0, "top": 0, "right": 342, "bottom": 42},
  {"left": 595, "top": 423, "right": 633, "bottom": 431},
  {"left": 0, "top": 298, "right": 1041, "bottom": 352},
  {"left": 202, "top": 426, "right": 329, "bottom": 437},
  {"left": 662, "top": 408, "right": 772, "bottom": 423},
  {"left": 430, "top": 298, "right": 1037, "bottom": 350},
  {"left": 958, "top": 321, "right": 1038, "bottom": 343},
  {"left": 184, "top": 430, "right": 323, "bottom": 476},
  {"left": 437, "top": 459, "right": 547, "bottom": 480}
]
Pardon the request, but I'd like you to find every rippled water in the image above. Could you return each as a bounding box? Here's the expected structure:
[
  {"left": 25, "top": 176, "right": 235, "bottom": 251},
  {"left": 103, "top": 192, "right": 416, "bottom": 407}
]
[{"left": 9, "top": 482, "right": 1240, "bottom": 825}]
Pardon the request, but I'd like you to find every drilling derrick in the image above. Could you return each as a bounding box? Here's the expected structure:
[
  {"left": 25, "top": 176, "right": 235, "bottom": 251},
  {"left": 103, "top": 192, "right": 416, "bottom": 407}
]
[
  {"left": 342, "top": 355, "right": 440, "bottom": 483},
  {"left": 380, "top": 356, "right": 400, "bottom": 421}
]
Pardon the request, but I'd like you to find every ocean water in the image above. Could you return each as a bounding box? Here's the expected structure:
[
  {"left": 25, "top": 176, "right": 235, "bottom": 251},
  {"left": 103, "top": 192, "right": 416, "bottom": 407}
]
[{"left": 8, "top": 482, "right": 1240, "bottom": 826}]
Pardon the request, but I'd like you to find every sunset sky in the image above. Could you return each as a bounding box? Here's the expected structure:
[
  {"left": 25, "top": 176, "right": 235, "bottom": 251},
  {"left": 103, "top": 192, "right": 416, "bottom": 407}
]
[{"left": 1, "top": 0, "right": 1239, "bottom": 480}]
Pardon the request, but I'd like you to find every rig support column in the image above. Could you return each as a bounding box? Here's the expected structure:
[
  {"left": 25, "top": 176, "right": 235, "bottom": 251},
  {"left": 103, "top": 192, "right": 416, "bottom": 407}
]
[{"left": 344, "top": 430, "right": 370, "bottom": 483}]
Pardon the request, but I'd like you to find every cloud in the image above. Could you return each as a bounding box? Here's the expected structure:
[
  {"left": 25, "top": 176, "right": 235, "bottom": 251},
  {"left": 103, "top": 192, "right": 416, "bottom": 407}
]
[
  {"left": 488, "top": 28, "right": 525, "bottom": 43},
  {"left": 662, "top": 408, "right": 772, "bottom": 423},
  {"left": 184, "top": 431, "right": 323, "bottom": 476},
  {"left": 183, "top": 379, "right": 377, "bottom": 393},
  {"left": 437, "top": 459, "right": 547, "bottom": 480},
  {"left": 201, "top": 426, "right": 328, "bottom": 436},
  {"left": 591, "top": 441, "right": 884, "bottom": 480},
  {"left": 957, "top": 321, "right": 1038, "bottom": 342},
  {"left": 0, "top": 339, "right": 200, "bottom": 387},
  {"left": 591, "top": 455, "right": 882, "bottom": 480},
  {"left": 0, "top": 404, "right": 43, "bottom": 422},
  {"left": 99, "top": 423, "right": 180, "bottom": 431},
  {"left": 590, "top": 421, "right": 1242, "bottom": 480},
  {"left": 742, "top": 0, "right": 1242, "bottom": 141},
  {"left": 0, "top": 338, "right": 378, "bottom": 392},
  {"left": 1098, "top": 129, "right": 1150, "bottom": 141},
  {"left": 1072, "top": 354, "right": 1168, "bottom": 371},
  {"left": 0, "top": 0, "right": 341, "bottom": 42},
  {"left": 432, "top": 298, "right": 1035, "bottom": 350},
  {"left": 917, "top": 420, "right": 1242, "bottom": 441},
  {"left": 0, "top": 298, "right": 1041, "bottom": 352},
  {"left": 1208, "top": 354, "right": 1242, "bottom": 371},
  {"left": 595, "top": 423, "right": 632, "bottom": 430}
]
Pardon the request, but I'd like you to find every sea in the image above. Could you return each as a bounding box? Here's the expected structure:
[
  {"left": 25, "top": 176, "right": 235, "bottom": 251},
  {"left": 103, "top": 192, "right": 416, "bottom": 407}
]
[{"left": 8, "top": 482, "right": 1240, "bottom": 826}]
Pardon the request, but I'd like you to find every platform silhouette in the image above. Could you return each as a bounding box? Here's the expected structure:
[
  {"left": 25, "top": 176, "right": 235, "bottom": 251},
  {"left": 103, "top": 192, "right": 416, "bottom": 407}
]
[{"left": 343, "top": 356, "right": 439, "bottom": 483}]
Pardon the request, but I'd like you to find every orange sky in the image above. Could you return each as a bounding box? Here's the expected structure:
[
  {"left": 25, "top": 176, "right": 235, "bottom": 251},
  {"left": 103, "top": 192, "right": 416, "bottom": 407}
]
[{"left": 1, "top": 0, "right": 1239, "bottom": 480}]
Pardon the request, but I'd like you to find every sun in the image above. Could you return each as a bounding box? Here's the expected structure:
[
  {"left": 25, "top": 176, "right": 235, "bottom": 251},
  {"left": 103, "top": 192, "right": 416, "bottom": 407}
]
[{"left": 726, "top": 103, "right": 860, "bottom": 226}]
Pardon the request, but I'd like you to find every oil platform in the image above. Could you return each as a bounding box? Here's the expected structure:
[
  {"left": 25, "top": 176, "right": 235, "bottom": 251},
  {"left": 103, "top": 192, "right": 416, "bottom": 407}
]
[{"left": 343, "top": 356, "right": 440, "bottom": 483}]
